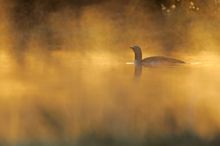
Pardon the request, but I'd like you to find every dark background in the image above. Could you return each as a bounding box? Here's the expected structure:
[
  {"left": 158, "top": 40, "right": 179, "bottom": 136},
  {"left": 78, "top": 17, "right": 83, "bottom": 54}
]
[{"left": 7, "top": 0, "right": 220, "bottom": 59}]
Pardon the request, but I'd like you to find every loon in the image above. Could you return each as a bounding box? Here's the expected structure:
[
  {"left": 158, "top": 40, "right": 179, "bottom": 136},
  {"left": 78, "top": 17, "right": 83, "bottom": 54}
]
[{"left": 130, "top": 45, "right": 185, "bottom": 67}]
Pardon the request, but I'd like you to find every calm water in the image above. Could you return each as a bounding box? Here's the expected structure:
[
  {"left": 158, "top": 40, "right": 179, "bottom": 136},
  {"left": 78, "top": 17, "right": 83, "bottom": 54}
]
[{"left": 0, "top": 50, "right": 220, "bottom": 145}]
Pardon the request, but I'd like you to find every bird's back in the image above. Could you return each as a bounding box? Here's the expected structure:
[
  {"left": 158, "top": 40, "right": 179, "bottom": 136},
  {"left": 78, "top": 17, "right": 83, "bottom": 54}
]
[{"left": 141, "top": 56, "right": 185, "bottom": 67}]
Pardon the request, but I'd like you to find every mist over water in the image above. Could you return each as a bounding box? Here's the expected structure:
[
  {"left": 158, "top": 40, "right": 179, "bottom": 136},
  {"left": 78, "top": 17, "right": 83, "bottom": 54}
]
[{"left": 0, "top": 0, "right": 220, "bottom": 145}]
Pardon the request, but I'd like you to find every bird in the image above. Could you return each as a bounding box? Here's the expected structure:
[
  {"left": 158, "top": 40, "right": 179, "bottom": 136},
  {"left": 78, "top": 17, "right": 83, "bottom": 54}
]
[{"left": 130, "top": 45, "right": 185, "bottom": 67}]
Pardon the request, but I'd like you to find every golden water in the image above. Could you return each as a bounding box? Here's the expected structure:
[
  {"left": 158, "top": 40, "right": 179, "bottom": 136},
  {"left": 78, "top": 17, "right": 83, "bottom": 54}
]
[{"left": 0, "top": 50, "right": 220, "bottom": 145}]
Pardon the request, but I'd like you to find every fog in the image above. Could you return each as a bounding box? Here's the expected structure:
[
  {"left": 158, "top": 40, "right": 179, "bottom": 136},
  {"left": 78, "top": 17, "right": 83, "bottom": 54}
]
[{"left": 0, "top": 0, "right": 220, "bottom": 145}]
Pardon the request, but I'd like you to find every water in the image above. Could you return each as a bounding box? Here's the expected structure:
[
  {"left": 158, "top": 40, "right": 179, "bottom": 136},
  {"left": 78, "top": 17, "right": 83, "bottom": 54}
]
[{"left": 0, "top": 50, "right": 220, "bottom": 145}]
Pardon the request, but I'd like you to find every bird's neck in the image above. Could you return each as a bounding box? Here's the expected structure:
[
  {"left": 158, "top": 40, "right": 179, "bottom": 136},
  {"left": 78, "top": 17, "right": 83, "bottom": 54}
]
[{"left": 134, "top": 49, "right": 142, "bottom": 65}]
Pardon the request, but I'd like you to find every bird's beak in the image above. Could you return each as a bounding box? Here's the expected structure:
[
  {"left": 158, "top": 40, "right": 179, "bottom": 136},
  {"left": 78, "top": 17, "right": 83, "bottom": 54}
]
[{"left": 130, "top": 46, "right": 134, "bottom": 49}]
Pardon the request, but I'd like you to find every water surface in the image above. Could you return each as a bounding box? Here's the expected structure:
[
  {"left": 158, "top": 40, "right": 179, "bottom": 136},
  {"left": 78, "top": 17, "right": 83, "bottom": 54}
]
[{"left": 0, "top": 50, "right": 220, "bottom": 145}]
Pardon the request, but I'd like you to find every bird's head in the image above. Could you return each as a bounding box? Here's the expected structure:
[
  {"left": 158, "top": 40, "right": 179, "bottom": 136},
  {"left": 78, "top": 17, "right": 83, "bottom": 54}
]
[{"left": 130, "top": 45, "right": 141, "bottom": 52}]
